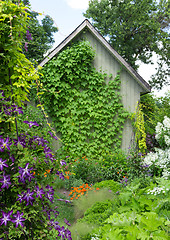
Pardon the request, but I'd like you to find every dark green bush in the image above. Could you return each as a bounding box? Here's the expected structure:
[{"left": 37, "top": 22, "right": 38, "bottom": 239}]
[
  {"left": 93, "top": 180, "right": 120, "bottom": 193},
  {"left": 78, "top": 199, "right": 117, "bottom": 226}
]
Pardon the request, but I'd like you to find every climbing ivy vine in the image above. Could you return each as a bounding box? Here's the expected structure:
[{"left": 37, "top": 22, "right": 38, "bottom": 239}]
[
  {"left": 40, "top": 41, "right": 129, "bottom": 158},
  {"left": 132, "top": 103, "right": 147, "bottom": 154}
]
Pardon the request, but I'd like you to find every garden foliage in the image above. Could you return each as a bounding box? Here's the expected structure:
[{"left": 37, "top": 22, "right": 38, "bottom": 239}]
[
  {"left": 0, "top": 1, "right": 72, "bottom": 239},
  {"left": 73, "top": 178, "right": 169, "bottom": 239}
]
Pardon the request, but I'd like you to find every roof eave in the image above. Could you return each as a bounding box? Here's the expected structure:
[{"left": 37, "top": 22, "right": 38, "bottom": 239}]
[{"left": 39, "top": 19, "right": 151, "bottom": 93}]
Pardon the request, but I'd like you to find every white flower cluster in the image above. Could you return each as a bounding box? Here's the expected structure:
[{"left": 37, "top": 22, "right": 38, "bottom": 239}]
[
  {"left": 144, "top": 148, "right": 170, "bottom": 168},
  {"left": 91, "top": 235, "right": 100, "bottom": 240},
  {"left": 164, "top": 135, "right": 170, "bottom": 146},
  {"left": 155, "top": 116, "right": 170, "bottom": 147},
  {"left": 143, "top": 116, "right": 170, "bottom": 179},
  {"left": 162, "top": 169, "right": 170, "bottom": 179},
  {"left": 147, "top": 186, "right": 169, "bottom": 195}
]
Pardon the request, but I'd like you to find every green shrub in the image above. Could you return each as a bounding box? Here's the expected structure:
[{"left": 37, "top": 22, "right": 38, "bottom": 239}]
[
  {"left": 93, "top": 180, "right": 120, "bottom": 193},
  {"left": 74, "top": 188, "right": 113, "bottom": 220},
  {"left": 100, "top": 150, "right": 129, "bottom": 182},
  {"left": 78, "top": 199, "right": 117, "bottom": 226},
  {"left": 70, "top": 157, "right": 104, "bottom": 184},
  {"left": 64, "top": 175, "right": 85, "bottom": 190}
]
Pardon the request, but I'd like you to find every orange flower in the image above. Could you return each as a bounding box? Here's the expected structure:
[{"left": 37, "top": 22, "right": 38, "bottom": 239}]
[
  {"left": 96, "top": 188, "right": 100, "bottom": 190},
  {"left": 47, "top": 169, "right": 50, "bottom": 173}
]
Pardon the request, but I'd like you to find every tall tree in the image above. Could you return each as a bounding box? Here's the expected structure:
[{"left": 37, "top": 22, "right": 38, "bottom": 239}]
[
  {"left": 23, "top": 0, "right": 58, "bottom": 64},
  {"left": 84, "top": 0, "right": 169, "bottom": 89}
]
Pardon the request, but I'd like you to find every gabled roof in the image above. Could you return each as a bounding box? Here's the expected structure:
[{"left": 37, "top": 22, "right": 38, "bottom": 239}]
[{"left": 39, "top": 19, "right": 151, "bottom": 93}]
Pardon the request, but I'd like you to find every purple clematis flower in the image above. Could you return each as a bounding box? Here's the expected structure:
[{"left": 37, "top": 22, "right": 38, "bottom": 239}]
[
  {"left": 48, "top": 131, "right": 58, "bottom": 140},
  {"left": 16, "top": 106, "right": 23, "bottom": 115},
  {"left": 11, "top": 104, "right": 23, "bottom": 115},
  {"left": 23, "top": 189, "right": 34, "bottom": 205},
  {"left": 18, "top": 163, "right": 33, "bottom": 177},
  {"left": 17, "top": 192, "right": 25, "bottom": 203},
  {"left": 50, "top": 219, "right": 59, "bottom": 229},
  {"left": 12, "top": 211, "right": 25, "bottom": 228},
  {"left": 26, "top": 29, "right": 32, "bottom": 41},
  {"left": 18, "top": 163, "right": 34, "bottom": 183},
  {"left": 35, "top": 186, "right": 45, "bottom": 199},
  {"left": 23, "top": 120, "right": 39, "bottom": 128},
  {"left": 13, "top": 136, "right": 26, "bottom": 148},
  {"left": 56, "top": 171, "right": 65, "bottom": 180},
  {"left": 45, "top": 192, "right": 54, "bottom": 202},
  {"left": 60, "top": 160, "right": 66, "bottom": 166},
  {"left": 45, "top": 185, "right": 54, "bottom": 193},
  {"left": 33, "top": 136, "right": 49, "bottom": 147},
  {"left": 0, "top": 210, "right": 13, "bottom": 226},
  {"left": 64, "top": 218, "right": 71, "bottom": 226},
  {"left": 65, "top": 228, "right": 72, "bottom": 240},
  {"left": 57, "top": 199, "right": 71, "bottom": 204},
  {"left": 9, "top": 154, "right": 15, "bottom": 163},
  {"left": 0, "top": 158, "right": 8, "bottom": 171},
  {"left": 57, "top": 226, "right": 67, "bottom": 239},
  {"left": 0, "top": 137, "right": 12, "bottom": 152},
  {"left": 0, "top": 174, "right": 11, "bottom": 189}
]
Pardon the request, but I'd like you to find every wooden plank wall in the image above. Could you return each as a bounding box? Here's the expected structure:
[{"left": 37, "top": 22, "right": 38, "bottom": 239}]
[{"left": 78, "top": 30, "right": 144, "bottom": 150}]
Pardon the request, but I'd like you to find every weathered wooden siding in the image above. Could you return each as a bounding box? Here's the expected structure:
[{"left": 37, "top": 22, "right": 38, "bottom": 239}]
[{"left": 75, "top": 30, "right": 144, "bottom": 150}]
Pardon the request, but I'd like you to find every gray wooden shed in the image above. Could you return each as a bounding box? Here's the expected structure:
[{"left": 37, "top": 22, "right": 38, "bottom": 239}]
[{"left": 39, "top": 19, "right": 151, "bottom": 150}]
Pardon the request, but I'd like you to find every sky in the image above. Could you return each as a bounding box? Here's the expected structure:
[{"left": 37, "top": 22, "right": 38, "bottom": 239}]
[{"left": 29, "top": 0, "right": 169, "bottom": 96}]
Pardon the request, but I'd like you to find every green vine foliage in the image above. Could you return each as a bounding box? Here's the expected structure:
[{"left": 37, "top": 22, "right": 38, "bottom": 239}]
[
  {"left": 132, "top": 103, "right": 147, "bottom": 154},
  {"left": 40, "top": 41, "right": 129, "bottom": 158},
  {"left": 0, "top": 1, "right": 38, "bottom": 106}
]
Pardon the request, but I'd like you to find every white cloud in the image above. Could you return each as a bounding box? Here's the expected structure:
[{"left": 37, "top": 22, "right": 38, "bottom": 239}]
[{"left": 65, "top": 0, "right": 90, "bottom": 9}]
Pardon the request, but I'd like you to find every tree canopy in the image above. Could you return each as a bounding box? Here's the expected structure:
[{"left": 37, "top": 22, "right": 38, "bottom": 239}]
[
  {"left": 23, "top": 0, "right": 58, "bottom": 64},
  {"left": 84, "top": 0, "right": 169, "bottom": 90}
]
